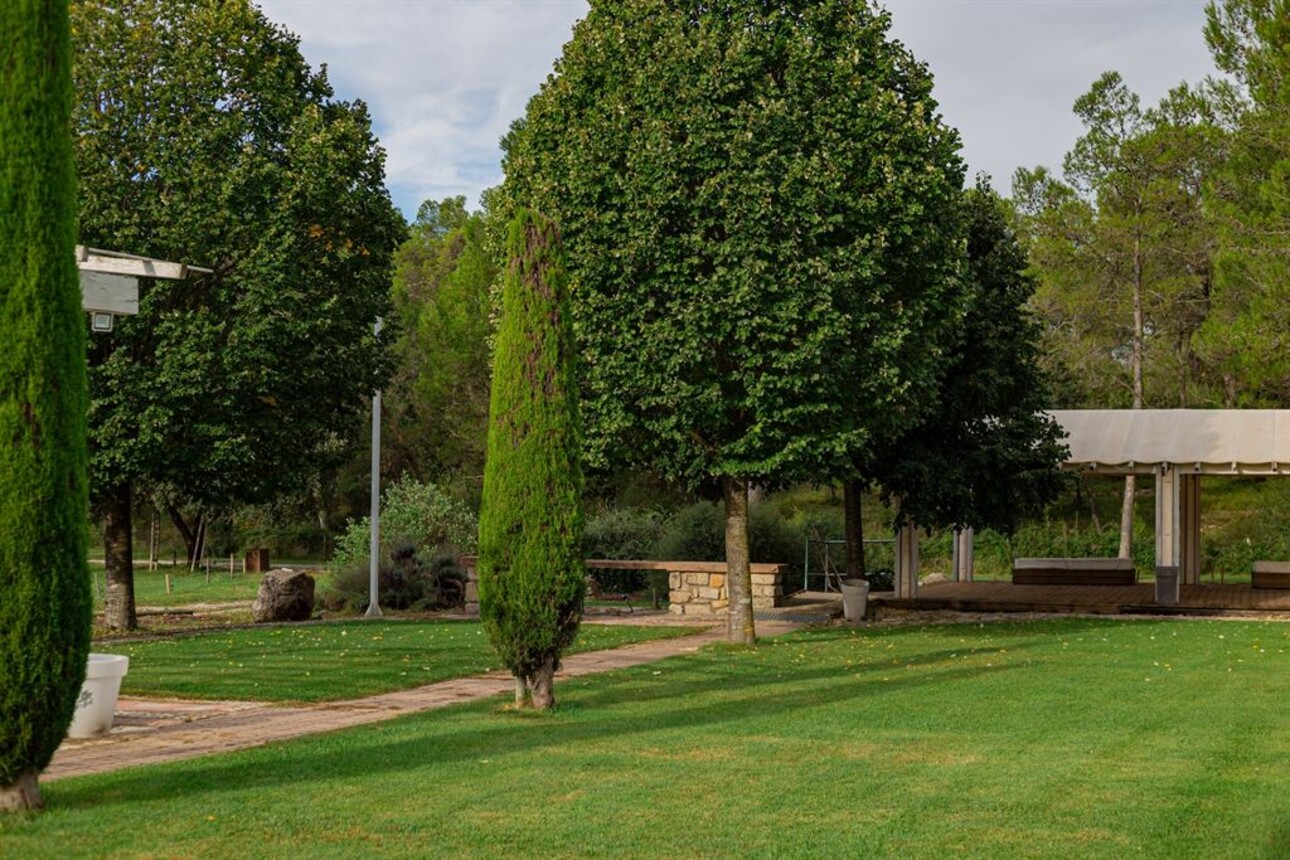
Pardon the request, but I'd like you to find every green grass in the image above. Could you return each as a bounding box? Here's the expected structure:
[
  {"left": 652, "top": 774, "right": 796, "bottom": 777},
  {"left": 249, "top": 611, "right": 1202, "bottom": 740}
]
[
  {"left": 109, "top": 621, "right": 700, "bottom": 702},
  {"left": 7, "top": 617, "right": 1290, "bottom": 857},
  {"left": 89, "top": 566, "right": 334, "bottom": 609}
]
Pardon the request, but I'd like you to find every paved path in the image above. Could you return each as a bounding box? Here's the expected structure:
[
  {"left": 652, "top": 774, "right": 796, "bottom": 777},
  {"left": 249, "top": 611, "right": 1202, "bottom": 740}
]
[{"left": 47, "top": 620, "right": 799, "bottom": 781}]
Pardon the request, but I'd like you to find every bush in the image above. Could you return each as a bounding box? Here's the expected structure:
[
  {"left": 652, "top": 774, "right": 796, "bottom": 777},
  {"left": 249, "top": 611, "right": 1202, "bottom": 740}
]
[
  {"left": 331, "top": 477, "right": 478, "bottom": 572},
  {"left": 652, "top": 501, "right": 805, "bottom": 587},
  {"left": 583, "top": 507, "right": 667, "bottom": 593},
  {"left": 323, "top": 544, "right": 465, "bottom": 612}
]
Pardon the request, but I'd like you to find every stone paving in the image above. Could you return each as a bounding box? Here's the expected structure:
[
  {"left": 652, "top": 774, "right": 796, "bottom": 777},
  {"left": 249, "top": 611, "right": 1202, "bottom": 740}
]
[{"left": 47, "top": 618, "right": 800, "bottom": 781}]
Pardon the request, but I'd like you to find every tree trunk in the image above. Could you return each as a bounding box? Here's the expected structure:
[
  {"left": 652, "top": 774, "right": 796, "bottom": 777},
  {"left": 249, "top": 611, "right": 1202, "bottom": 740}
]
[
  {"left": 167, "top": 505, "right": 207, "bottom": 572},
  {"left": 1118, "top": 475, "right": 1135, "bottom": 559},
  {"left": 1121, "top": 231, "right": 1145, "bottom": 560},
  {"left": 723, "top": 475, "right": 755, "bottom": 645},
  {"left": 514, "top": 675, "right": 530, "bottom": 708},
  {"left": 167, "top": 504, "right": 200, "bottom": 568},
  {"left": 530, "top": 655, "right": 557, "bottom": 710},
  {"left": 843, "top": 479, "right": 866, "bottom": 579},
  {"left": 0, "top": 771, "right": 42, "bottom": 813},
  {"left": 103, "top": 481, "right": 137, "bottom": 631}
]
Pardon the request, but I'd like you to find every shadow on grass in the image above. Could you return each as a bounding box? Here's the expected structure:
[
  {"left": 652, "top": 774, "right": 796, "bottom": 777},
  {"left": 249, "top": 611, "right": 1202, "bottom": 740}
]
[
  {"left": 50, "top": 647, "right": 1042, "bottom": 812},
  {"left": 48, "top": 615, "right": 1175, "bottom": 813}
]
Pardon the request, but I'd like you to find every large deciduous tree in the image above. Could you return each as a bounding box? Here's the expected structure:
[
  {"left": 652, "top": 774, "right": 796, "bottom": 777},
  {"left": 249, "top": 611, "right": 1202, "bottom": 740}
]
[
  {"left": 503, "top": 0, "right": 965, "bottom": 643},
  {"left": 0, "top": 0, "right": 92, "bottom": 812},
  {"left": 72, "top": 0, "right": 404, "bottom": 628},
  {"left": 478, "top": 211, "right": 584, "bottom": 711},
  {"left": 873, "top": 180, "right": 1067, "bottom": 536}
]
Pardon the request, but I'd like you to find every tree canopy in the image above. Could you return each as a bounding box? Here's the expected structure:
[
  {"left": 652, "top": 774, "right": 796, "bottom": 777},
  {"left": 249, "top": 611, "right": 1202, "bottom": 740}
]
[
  {"left": 72, "top": 0, "right": 404, "bottom": 626},
  {"left": 503, "top": 0, "right": 966, "bottom": 640},
  {"left": 386, "top": 196, "right": 497, "bottom": 495},
  {"left": 874, "top": 181, "right": 1067, "bottom": 535}
]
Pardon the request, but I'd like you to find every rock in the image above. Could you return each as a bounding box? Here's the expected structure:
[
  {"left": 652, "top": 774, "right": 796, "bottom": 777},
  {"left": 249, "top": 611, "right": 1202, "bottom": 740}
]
[
  {"left": 920, "top": 572, "right": 950, "bottom": 586},
  {"left": 252, "top": 569, "right": 315, "bottom": 622}
]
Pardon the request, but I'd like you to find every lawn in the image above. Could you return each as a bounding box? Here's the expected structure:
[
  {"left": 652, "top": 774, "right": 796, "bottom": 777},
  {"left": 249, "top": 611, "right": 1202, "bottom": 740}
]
[
  {"left": 108, "top": 620, "right": 701, "bottom": 702},
  {"left": 6, "top": 617, "right": 1290, "bottom": 857},
  {"left": 90, "top": 566, "right": 308, "bottom": 609}
]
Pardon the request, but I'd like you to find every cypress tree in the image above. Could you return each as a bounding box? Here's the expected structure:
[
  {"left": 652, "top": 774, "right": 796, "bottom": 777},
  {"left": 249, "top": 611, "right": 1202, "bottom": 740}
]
[
  {"left": 477, "top": 210, "right": 583, "bottom": 710},
  {"left": 0, "top": 0, "right": 93, "bottom": 813}
]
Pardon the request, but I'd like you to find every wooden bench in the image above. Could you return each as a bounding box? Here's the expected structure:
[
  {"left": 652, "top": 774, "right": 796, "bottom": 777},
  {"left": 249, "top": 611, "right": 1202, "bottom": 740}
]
[
  {"left": 584, "top": 572, "right": 634, "bottom": 612},
  {"left": 1012, "top": 557, "right": 1136, "bottom": 586},
  {"left": 1252, "top": 561, "right": 1290, "bottom": 589}
]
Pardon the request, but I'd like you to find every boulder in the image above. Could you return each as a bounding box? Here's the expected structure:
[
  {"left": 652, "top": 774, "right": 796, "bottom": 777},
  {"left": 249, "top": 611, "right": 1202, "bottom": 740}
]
[{"left": 252, "top": 568, "right": 315, "bottom": 622}]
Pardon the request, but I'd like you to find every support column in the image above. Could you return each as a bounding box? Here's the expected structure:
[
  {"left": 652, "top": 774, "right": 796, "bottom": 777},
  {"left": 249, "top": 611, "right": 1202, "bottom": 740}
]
[
  {"left": 895, "top": 519, "right": 919, "bottom": 599},
  {"left": 954, "top": 527, "right": 975, "bottom": 582},
  {"left": 1154, "top": 464, "right": 1179, "bottom": 570},
  {"left": 1180, "top": 474, "right": 1201, "bottom": 585}
]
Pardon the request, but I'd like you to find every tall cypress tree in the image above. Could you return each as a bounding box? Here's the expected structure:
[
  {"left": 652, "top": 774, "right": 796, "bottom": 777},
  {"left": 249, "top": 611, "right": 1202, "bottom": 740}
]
[
  {"left": 0, "top": 0, "right": 93, "bottom": 813},
  {"left": 478, "top": 210, "right": 583, "bottom": 711}
]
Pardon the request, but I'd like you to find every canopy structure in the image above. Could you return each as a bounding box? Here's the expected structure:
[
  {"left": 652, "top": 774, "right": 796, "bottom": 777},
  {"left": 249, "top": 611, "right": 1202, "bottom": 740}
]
[
  {"left": 1049, "top": 409, "right": 1290, "bottom": 586},
  {"left": 1051, "top": 409, "right": 1290, "bottom": 476}
]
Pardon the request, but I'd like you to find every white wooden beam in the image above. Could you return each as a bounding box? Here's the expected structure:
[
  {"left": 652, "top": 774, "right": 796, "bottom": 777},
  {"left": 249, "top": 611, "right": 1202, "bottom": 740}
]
[{"left": 77, "top": 254, "right": 186, "bottom": 280}]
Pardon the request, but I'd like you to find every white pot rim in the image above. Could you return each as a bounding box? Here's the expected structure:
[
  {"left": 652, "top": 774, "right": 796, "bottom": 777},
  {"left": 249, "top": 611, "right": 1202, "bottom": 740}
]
[{"left": 85, "top": 653, "right": 130, "bottom": 680}]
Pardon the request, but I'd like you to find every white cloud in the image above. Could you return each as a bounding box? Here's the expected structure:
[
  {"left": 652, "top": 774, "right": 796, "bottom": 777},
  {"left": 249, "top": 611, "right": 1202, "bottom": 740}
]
[{"left": 256, "top": 0, "right": 1218, "bottom": 217}]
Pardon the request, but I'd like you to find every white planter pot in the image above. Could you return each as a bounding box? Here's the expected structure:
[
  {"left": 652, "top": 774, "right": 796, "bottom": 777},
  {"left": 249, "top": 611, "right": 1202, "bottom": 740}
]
[
  {"left": 67, "top": 653, "right": 130, "bottom": 739},
  {"left": 840, "top": 577, "right": 870, "bottom": 625}
]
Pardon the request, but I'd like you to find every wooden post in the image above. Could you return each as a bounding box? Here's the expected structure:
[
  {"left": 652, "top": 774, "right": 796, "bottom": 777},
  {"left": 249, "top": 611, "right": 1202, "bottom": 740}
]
[
  {"left": 1180, "top": 474, "right": 1201, "bottom": 586},
  {"left": 895, "top": 518, "right": 919, "bottom": 599}
]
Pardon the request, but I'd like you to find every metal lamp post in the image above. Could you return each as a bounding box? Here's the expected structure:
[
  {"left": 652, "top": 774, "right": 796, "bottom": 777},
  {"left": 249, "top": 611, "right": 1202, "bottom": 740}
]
[{"left": 365, "top": 317, "right": 383, "bottom": 618}]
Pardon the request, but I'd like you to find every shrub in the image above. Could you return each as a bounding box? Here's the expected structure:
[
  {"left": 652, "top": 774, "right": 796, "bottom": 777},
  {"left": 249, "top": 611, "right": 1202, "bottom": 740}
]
[
  {"left": 583, "top": 507, "right": 667, "bottom": 593},
  {"left": 652, "top": 501, "right": 805, "bottom": 585},
  {"left": 323, "top": 544, "right": 465, "bottom": 612},
  {"left": 331, "top": 477, "right": 477, "bottom": 572}
]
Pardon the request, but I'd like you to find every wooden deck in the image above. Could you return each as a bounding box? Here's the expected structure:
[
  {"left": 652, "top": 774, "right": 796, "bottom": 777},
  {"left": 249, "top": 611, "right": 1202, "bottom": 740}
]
[{"left": 881, "top": 581, "right": 1290, "bottom": 616}]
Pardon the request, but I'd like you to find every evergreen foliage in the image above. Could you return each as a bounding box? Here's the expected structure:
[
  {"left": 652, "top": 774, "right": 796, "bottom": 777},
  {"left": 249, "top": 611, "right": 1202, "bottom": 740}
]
[
  {"left": 477, "top": 211, "right": 584, "bottom": 709},
  {"left": 0, "top": 0, "right": 92, "bottom": 811}
]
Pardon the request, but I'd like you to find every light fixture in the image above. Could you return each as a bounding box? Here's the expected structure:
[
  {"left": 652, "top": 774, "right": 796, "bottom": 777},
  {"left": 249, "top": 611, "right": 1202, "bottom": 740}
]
[{"left": 91, "top": 312, "right": 114, "bottom": 333}]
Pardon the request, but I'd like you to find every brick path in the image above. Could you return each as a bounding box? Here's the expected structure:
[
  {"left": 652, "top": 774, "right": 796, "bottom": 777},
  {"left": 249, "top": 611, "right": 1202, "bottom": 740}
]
[{"left": 47, "top": 619, "right": 799, "bottom": 781}]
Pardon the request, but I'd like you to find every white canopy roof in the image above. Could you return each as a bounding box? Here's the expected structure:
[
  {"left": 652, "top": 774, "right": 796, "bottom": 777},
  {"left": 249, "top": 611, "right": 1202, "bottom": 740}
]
[{"left": 1048, "top": 410, "right": 1290, "bottom": 475}]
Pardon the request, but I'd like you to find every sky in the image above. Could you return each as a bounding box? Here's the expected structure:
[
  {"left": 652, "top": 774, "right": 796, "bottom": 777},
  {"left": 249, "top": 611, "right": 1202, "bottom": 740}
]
[{"left": 255, "top": 0, "right": 1221, "bottom": 222}]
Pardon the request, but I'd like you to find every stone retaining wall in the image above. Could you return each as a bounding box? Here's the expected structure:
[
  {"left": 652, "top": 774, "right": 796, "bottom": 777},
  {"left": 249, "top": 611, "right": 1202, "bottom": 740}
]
[
  {"left": 666, "top": 563, "right": 787, "bottom": 617},
  {"left": 458, "top": 557, "right": 788, "bottom": 618}
]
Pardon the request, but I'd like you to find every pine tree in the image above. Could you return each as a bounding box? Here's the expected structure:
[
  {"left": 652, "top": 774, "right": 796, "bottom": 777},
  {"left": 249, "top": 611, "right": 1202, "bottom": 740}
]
[
  {"left": 0, "top": 0, "right": 93, "bottom": 813},
  {"left": 477, "top": 211, "right": 583, "bottom": 710}
]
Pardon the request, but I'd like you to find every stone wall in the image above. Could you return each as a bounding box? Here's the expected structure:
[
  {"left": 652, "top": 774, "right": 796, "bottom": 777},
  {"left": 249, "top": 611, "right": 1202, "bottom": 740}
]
[
  {"left": 666, "top": 563, "right": 787, "bottom": 617},
  {"left": 459, "top": 557, "right": 788, "bottom": 618}
]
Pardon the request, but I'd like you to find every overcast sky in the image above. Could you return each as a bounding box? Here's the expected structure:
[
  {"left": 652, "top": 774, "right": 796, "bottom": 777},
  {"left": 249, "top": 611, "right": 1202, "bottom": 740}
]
[{"left": 255, "top": 0, "right": 1220, "bottom": 221}]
